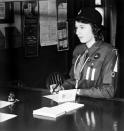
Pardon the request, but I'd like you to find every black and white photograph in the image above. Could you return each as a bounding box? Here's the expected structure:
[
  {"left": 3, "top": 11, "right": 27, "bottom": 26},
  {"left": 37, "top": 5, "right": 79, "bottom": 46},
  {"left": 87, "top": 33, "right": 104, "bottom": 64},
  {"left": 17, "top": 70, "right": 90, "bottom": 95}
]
[{"left": 0, "top": 0, "right": 124, "bottom": 131}]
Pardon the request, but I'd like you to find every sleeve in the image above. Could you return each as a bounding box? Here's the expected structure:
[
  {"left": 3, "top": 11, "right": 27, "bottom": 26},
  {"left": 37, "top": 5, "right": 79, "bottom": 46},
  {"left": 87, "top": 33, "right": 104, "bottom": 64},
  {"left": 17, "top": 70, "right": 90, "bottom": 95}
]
[
  {"left": 62, "top": 54, "right": 76, "bottom": 89},
  {"left": 62, "top": 47, "right": 81, "bottom": 89},
  {"left": 77, "top": 49, "right": 119, "bottom": 98}
]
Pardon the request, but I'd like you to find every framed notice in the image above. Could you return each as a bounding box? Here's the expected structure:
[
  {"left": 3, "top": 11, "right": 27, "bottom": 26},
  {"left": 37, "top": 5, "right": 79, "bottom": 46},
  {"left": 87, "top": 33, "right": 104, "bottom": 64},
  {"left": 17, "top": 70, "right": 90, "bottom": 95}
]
[
  {"left": 0, "top": 3, "right": 5, "bottom": 19},
  {"left": 39, "top": 0, "right": 58, "bottom": 47},
  {"left": 0, "top": 2, "right": 14, "bottom": 23},
  {"left": 57, "top": 21, "right": 69, "bottom": 51},
  {"left": 57, "top": 0, "right": 68, "bottom": 51},
  {"left": 22, "top": 1, "right": 39, "bottom": 57}
]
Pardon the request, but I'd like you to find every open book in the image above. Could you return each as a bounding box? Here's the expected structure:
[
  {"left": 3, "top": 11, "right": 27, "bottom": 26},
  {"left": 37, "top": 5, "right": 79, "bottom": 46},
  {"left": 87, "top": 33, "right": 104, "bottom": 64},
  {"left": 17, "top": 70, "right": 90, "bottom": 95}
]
[
  {"left": 33, "top": 102, "right": 84, "bottom": 120},
  {"left": 43, "top": 89, "right": 77, "bottom": 103}
]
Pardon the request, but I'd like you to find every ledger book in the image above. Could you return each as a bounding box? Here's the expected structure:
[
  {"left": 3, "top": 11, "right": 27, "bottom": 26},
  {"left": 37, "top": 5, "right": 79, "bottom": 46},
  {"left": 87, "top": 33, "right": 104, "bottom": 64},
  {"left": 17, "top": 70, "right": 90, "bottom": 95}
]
[{"left": 33, "top": 102, "right": 84, "bottom": 119}]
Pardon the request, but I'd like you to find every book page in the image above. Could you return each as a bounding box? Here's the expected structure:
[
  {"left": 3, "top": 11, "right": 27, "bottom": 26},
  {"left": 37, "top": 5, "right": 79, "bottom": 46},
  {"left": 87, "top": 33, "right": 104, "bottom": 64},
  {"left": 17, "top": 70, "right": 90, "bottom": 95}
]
[
  {"left": 43, "top": 89, "right": 77, "bottom": 103},
  {"left": 51, "top": 102, "right": 84, "bottom": 113},
  {"left": 58, "top": 89, "right": 77, "bottom": 103},
  {"left": 43, "top": 94, "right": 59, "bottom": 102},
  {"left": 60, "top": 102, "right": 84, "bottom": 112}
]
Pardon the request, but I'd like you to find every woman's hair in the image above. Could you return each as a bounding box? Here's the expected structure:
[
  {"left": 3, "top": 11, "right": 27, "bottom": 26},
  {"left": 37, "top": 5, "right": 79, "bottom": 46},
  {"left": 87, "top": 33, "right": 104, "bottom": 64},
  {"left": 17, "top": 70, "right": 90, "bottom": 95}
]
[
  {"left": 91, "top": 23, "right": 104, "bottom": 41},
  {"left": 75, "top": 19, "right": 104, "bottom": 41}
]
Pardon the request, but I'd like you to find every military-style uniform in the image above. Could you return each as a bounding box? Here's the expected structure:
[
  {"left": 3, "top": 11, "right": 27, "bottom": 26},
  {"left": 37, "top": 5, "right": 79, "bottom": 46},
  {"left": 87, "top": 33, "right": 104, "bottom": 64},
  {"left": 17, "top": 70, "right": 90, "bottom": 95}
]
[{"left": 62, "top": 41, "right": 118, "bottom": 98}]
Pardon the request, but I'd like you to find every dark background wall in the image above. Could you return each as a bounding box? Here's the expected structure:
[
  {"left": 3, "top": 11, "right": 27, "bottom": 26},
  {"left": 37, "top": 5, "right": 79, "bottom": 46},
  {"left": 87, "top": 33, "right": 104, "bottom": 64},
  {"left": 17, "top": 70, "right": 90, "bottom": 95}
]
[
  {"left": 115, "top": 0, "right": 124, "bottom": 98},
  {"left": 0, "top": 46, "right": 69, "bottom": 89},
  {"left": 0, "top": 1, "right": 70, "bottom": 89}
]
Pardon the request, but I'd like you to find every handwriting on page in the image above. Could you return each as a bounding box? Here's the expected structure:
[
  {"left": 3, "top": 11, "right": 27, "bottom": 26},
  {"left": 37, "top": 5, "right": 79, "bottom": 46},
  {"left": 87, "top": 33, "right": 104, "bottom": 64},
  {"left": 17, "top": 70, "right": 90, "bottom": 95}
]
[
  {"left": 43, "top": 89, "right": 77, "bottom": 103},
  {"left": 58, "top": 89, "right": 77, "bottom": 103}
]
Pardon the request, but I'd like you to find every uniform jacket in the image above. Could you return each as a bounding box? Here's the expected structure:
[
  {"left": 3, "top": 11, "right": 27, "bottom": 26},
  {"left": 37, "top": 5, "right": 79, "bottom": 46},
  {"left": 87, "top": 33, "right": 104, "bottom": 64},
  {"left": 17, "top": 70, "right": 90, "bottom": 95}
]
[{"left": 62, "top": 41, "right": 118, "bottom": 98}]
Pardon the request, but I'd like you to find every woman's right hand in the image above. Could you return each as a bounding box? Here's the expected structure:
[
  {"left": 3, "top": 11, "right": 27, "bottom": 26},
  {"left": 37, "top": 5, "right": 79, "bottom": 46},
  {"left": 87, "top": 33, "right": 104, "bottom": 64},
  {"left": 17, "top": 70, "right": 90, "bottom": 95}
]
[{"left": 50, "top": 84, "right": 64, "bottom": 94}]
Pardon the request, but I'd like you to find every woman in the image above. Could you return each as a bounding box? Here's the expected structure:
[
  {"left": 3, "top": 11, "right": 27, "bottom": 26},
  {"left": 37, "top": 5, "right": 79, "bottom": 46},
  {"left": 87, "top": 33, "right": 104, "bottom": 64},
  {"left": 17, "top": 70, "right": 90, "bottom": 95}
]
[{"left": 52, "top": 8, "right": 118, "bottom": 98}]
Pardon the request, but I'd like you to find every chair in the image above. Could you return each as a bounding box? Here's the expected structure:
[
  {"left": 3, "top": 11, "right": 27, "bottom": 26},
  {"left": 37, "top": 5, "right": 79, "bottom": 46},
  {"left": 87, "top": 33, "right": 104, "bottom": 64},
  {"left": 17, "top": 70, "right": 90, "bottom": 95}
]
[{"left": 46, "top": 72, "right": 65, "bottom": 90}]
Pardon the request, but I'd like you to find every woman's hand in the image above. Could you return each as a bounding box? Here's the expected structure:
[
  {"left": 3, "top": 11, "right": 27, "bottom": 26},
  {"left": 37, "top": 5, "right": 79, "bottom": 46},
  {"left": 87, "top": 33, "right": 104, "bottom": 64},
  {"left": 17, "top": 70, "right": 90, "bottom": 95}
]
[{"left": 50, "top": 84, "right": 64, "bottom": 94}]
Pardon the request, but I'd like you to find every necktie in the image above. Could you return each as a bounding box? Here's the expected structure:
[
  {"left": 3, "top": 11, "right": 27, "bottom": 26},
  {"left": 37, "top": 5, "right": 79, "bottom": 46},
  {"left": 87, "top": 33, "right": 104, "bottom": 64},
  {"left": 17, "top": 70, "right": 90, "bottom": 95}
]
[{"left": 74, "top": 49, "right": 89, "bottom": 81}]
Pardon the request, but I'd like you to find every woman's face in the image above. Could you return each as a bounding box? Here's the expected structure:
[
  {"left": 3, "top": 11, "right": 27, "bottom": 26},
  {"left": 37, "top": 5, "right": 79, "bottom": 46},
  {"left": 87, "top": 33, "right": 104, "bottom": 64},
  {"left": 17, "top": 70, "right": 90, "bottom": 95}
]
[{"left": 75, "top": 21, "right": 95, "bottom": 44}]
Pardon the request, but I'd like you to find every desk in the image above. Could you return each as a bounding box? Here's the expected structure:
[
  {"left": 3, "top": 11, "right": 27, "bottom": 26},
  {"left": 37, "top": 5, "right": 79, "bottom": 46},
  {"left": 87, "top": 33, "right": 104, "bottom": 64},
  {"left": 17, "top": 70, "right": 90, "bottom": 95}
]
[{"left": 0, "top": 88, "right": 124, "bottom": 131}]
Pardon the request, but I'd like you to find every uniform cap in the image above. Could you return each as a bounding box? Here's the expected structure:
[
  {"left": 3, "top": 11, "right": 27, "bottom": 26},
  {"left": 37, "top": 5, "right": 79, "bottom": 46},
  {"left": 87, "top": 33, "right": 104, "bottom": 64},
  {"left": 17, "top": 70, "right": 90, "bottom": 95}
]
[{"left": 76, "top": 8, "right": 103, "bottom": 28}]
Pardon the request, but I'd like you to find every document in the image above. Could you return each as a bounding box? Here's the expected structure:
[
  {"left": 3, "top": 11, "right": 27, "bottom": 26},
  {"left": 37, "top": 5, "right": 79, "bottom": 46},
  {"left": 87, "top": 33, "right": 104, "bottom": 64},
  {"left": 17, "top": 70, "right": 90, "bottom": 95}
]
[
  {"left": 58, "top": 89, "right": 77, "bottom": 103},
  {"left": 0, "top": 100, "right": 13, "bottom": 108},
  {"left": 0, "top": 112, "right": 17, "bottom": 122},
  {"left": 33, "top": 102, "right": 84, "bottom": 120},
  {"left": 43, "top": 89, "right": 77, "bottom": 103},
  {"left": 43, "top": 93, "right": 59, "bottom": 103}
]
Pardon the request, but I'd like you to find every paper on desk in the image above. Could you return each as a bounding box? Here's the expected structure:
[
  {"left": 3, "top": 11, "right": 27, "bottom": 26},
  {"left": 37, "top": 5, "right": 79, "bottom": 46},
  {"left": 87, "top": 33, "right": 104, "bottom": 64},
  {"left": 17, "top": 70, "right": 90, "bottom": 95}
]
[
  {"left": 43, "top": 94, "right": 59, "bottom": 102},
  {"left": 0, "top": 112, "right": 17, "bottom": 122},
  {"left": 43, "top": 89, "right": 77, "bottom": 103},
  {"left": 0, "top": 100, "right": 13, "bottom": 108}
]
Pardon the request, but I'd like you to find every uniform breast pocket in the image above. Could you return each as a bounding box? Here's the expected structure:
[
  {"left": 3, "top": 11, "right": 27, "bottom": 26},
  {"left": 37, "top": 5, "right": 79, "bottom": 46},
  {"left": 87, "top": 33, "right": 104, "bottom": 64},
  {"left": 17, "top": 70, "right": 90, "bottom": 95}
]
[
  {"left": 84, "top": 60, "right": 103, "bottom": 81},
  {"left": 91, "top": 60, "right": 103, "bottom": 81}
]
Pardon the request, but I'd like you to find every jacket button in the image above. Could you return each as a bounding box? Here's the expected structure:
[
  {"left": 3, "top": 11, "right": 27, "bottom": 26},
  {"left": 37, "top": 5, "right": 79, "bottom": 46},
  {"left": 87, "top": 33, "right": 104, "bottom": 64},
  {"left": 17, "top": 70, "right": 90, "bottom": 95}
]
[{"left": 94, "top": 53, "right": 100, "bottom": 59}]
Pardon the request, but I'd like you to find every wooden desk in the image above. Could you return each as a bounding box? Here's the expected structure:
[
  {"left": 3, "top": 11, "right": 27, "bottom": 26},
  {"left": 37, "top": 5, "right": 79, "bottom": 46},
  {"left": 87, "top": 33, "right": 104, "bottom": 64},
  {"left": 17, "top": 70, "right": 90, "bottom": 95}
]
[{"left": 0, "top": 88, "right": 124, "bottom": 131}]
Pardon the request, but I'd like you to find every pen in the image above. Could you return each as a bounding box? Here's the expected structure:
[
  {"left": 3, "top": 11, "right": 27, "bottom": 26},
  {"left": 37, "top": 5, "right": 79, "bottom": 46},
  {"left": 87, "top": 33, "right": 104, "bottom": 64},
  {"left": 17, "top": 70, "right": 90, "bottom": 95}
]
[
  {"left": 75, "top": 79, "right": 79, "bottom": 89},
  {"left": 52, "top": 83, "right": 60, "bottom": 94},
  {"left": 74, "top": 79, "right": 79, "bottom": 102}
]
